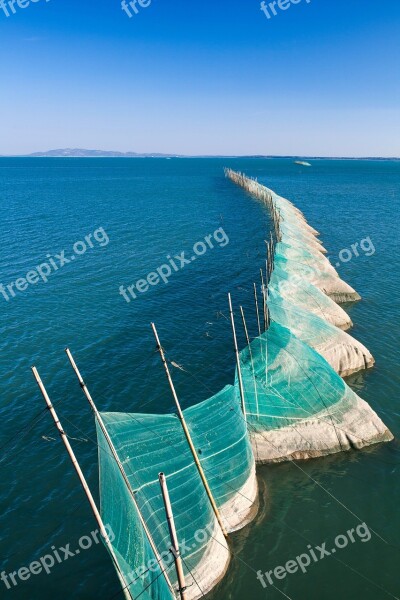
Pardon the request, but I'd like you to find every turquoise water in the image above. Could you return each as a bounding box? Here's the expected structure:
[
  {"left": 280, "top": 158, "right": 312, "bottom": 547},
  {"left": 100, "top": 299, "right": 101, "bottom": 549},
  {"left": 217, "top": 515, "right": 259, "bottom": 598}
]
[{"left": 0, "top": 158, "right": 398, "bottom": 599}]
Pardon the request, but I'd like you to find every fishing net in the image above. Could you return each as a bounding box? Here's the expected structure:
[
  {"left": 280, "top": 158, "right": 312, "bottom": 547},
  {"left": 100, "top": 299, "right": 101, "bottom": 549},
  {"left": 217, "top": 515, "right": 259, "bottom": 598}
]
[
  {"left": 268, "top": 263, "right": 353, "bottom": 330},
  {"left": 96, "top": 385, "right": 257, "bottom": 599},
  {"left": 279, "top": 220, "right": 327, "bottom": 253},
  {"left": 273, "top": 244, "right": 360, "bottom": 302},
  {"left": 240, "top": 321, "right": 347, "bottom": 427},
  {"left": 267, "top": 292, "right": 374, "bottom": 377},
  {"left": 275, "top": 241, "right": 338, "bottom": 276},
  {"left": 237, "top": 321, "right": 391, "bottom": 462},
  {"left": 97, "top": 422, "right": 175, "bottom": 600},
  {"left": 184, "top": 385, "right": 258, "bottom": 530},
  {"left": 92, "top": 169, "right": 391, "bottom": 599}
]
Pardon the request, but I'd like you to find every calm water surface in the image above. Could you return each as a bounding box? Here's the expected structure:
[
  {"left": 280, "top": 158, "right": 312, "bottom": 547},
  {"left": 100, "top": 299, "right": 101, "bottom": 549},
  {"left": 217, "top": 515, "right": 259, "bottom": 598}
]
[{"left": 0, "top": 158, "right": 399, "bottom": 599}]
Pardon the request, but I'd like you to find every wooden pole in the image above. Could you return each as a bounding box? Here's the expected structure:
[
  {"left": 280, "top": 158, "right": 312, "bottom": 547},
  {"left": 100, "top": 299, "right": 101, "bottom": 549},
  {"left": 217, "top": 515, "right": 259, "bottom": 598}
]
[
  {"left": 65, "top": 348, "right": 175, "bottom": 595},
  {"left": 228, "top": 294, "right": 247, "bottom": 422},
  {"left": 260, "top": 269, "right": 267, "bottom": 332},
  {"left": 267, "top": 242, "right": 272, "bottom": 279},
  {"left": 253, "top": 283, "right": 261, "bottom": 337},
  {"left": 239, "top": 306, "right": 250, "bottom": 346},
  {"left": 271, "top": 210, "right": 276, "bottom": 238},
  {"left": 150, "top": 325, "right": 228, "bottom": 538},
  {"left": 240, "top": 307, "right": 259, "bottom": 416},
  {"left": 31, "top": 367, "right": 133, "bottom": 600},
  {"left": 265, "top": 261, "right": 270, "bottom": 330},
  {"left": 159, "top": 473, "right": 187, "bottom": 600},
  {"left": 274, "top": 209, "right": 280, "bottom": 240}
]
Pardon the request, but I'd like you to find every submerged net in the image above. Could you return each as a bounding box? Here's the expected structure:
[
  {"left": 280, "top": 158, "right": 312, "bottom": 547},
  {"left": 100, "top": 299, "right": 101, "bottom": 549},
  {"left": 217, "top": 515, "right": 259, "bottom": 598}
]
[{"left": 96, "top": 384, "right": 256, "bottom": 600}]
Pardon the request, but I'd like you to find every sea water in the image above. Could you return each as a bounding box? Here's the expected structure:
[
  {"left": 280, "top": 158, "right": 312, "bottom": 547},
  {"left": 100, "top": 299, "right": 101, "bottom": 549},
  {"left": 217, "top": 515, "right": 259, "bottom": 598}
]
[{"left": 0, "top": 157, "right": 398, "bottom": 599}]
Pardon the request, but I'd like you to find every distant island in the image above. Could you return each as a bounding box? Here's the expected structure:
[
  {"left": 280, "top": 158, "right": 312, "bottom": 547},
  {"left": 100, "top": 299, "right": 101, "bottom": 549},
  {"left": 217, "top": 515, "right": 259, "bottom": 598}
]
[
  {"left": 20, "top": 148, "right": 180, "bottom": 158},
  {"left": 0, "top": 149, "right": 398, "bottom": 160}
]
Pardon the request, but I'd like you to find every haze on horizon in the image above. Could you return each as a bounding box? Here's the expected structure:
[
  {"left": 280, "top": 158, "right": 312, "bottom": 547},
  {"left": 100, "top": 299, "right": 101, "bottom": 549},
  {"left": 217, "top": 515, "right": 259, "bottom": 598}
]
[{"left": 0, "top": 0, "right": 399, "bottom": 157}]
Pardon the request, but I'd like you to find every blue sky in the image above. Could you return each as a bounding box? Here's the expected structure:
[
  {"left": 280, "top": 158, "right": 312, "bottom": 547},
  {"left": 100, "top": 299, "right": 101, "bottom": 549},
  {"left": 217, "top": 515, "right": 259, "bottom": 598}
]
[{"left": 0, "top": 0, "right": 399, "bottom": 156}]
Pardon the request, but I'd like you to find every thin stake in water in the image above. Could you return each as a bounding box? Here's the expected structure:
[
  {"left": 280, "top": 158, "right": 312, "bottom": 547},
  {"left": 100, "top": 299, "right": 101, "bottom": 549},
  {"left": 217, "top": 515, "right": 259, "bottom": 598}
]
[
  {"left": 159, "top": 473, "right": 187, "bottom": 600},
  {"left": 31, "top": 367, "right": 133, "bottom": 600},
  {"left": 151, "top": 323, "right": 228, "bottom": 538}
]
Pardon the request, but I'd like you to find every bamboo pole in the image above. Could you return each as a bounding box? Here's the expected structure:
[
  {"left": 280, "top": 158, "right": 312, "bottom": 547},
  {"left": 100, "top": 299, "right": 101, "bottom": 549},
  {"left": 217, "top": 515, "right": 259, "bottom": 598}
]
[
  {"left": 259, "top": 270, "right": 269, "bottom": 384},
  {"left": 267, "top": 242, "right": 272, "bottom": 279},
  {"left": 239, "top": 306, "right": 250, "bottom": 346},
  {"left": 65, "top": 348, "right": 175, "bottom": 595},
  {"left": 240, "top": 306, "right": 259, "bottom": 417},
  {"left": 265, "top": 261, "right": 270, "bottom": 330},
  {"left": 253, "top": 283, "right": 261, "bottom": 337},
  {"left": 31, "top": 367, "right": 133, "bottom": 600},
  {"left": 150, "top": 324, "right": 228, "bottom": 538},
  {"left": 260, "top": 269, "right": 267, "bottom": 332},
  {"left": 159, "top": 473, "right": 187, "bottom": 600},
  {"left": 228, "top": 294, "right": 247, "bottom": 422},
  {"left": 274, "top": 209, "right": 280, "bottom": 239}
]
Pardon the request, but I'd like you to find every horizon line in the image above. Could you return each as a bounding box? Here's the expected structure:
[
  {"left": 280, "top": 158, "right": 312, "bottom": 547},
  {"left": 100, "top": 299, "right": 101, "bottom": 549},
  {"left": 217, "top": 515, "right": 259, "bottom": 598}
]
[{"left": 1, "top": 153, "right": 399, "bottom": 160}]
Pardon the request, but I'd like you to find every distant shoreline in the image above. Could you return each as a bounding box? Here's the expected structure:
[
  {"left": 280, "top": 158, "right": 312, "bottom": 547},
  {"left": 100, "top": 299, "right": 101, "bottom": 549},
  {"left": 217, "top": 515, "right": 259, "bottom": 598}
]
[{"left": 0, "top": 154, "right": 399, "bottom": 160}]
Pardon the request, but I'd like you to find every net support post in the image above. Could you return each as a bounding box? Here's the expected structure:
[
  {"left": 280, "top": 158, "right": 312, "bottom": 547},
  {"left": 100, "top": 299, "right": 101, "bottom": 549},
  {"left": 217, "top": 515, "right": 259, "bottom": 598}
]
[
  {"left": 240, "top": 306, "right": 250, "bottom": 346},
  {"left": 151, "top": 324, "right": 228, "bottom": 538},
  {"left": 260, "top": 269, "right": 267, "bottom": 332},
  {"left": 253, "top": 282, "right": 261, "bottom": 337},
  {"left": 31, "top": 366, "right": 133, "bottom": 600},
  {"left": 65, "top": 348, "right": 175, "bottom": 595},
  {"left": 159, "top": 473, "right": 187, "bottom": 600},
  {"left": 228, "top": 294, "right": 247, "bottom": 422}
]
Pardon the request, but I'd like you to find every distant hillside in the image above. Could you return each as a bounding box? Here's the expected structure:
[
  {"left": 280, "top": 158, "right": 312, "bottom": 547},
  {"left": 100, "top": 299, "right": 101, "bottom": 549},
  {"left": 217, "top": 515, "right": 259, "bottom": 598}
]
[
  {"left": 24, "top": 148, "right": 179, "bottom": 158},
  {"left": 1, "top": 149, "right": 398, "bottom": 159}
]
